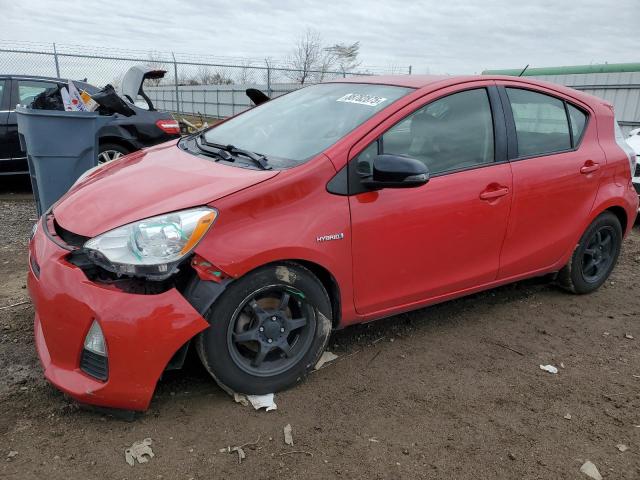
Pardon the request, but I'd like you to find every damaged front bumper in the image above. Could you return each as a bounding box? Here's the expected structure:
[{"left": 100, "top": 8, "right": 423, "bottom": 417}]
[{"left": 28, "top": 217, "right": 211, "bottom": 411}]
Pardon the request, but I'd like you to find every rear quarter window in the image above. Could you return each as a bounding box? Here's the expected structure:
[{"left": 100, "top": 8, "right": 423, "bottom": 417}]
[
  {"left": 506, "top": 88, "right": 571, "bottom": 157},
  {"left": 567, "top": 104, "right": 587, "bottom": 145}
]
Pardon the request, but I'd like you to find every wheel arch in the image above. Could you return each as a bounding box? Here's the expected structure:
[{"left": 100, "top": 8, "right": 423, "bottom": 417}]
[
  {"left": 291, "top": 259, "right": 342, "bottom": 329},
  {"left": 214, "top": 258, "right": 343, "bottom": 329},
  {"left": 98, "top": 135, "right": 137, "bottom": 153},
  {"left": 604, "top": 205, "right": 628, "bottom": 233}
]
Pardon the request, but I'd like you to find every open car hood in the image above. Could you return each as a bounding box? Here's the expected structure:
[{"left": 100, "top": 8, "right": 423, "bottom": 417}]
[
  {"left": 53, "top": 142, "right": 279, "bottom": 238},
  {"left": 119, "top": 65, "right": 166, "bottom": 104}
]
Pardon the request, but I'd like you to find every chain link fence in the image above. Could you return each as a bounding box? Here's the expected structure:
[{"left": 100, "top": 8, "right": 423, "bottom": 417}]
[{"left": 0, "top": 40, "right": 411, "bottom": 118}]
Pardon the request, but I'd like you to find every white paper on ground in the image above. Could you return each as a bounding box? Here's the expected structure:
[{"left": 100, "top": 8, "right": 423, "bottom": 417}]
[
  {"left": 539, "top": 364, "right": 558, "bottom": 374},
  {"left": 246, "top": 393, "right": 277, "bottom": 411},
  {"left": 315, "top": 351, "right": 338, "bottom": 370}
]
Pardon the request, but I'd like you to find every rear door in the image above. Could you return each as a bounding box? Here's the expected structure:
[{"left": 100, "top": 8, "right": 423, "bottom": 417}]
[
  {"left": 349, "top": 83, "right": 513, "bottom": 315},
  {"left": 496, "top": 83, "right": 602, "bottom": 278}
]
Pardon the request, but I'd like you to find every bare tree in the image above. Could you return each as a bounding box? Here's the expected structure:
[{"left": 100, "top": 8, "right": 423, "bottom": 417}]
[
  {"left": 286, "top": 29, "right": 323, "bottom": 84},
  {"left": 191, "top": 66, "right": 234, "bottom": 85},
  {"left": 287, "top": 30, "right": 362, "bottom": 84},
  {"left": 237, "top": 59, "right": 253, "bottom": 85},
  {"left": 324, "top": 42, "right": 361, "bottom": 75}
]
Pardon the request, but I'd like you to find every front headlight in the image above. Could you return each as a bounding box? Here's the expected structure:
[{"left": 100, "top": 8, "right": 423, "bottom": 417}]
[{"left": 84, "top": 207, "right": 217, "bottom": 279}]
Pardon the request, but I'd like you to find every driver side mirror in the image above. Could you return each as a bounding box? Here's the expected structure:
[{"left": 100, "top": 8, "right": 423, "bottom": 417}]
[{"left": 361, "top": 154, "right": 429, "bottom": 190}]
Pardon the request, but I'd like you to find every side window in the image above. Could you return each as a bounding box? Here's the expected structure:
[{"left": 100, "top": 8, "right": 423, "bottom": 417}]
[
  {"left": 567, "top": 104, "right": 587, "bottom": 144},
  {"left": 378, "top": 88, "right": 495, "bottom": 176},
  {"left": 506, "top": 88, "right": 571, "bottom": 157},
  {"left": 17, "top": 80, "right": 58, "bottom": 106}
]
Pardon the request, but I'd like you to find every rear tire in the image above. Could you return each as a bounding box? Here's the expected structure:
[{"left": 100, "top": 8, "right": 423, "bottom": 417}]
[
  {"left": 196, "top": 263, "right": 332, "bottom": 395},
  {"left": 557, "top": 212, "right": 622, "bottom": 294}
]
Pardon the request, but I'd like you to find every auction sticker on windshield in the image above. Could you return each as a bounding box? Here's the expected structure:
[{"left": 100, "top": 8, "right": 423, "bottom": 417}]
[{"left": 336, "top": 93, "right": 387, "bottom": 107}]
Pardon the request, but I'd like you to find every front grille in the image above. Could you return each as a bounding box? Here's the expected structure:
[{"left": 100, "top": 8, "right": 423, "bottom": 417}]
[
  {"left": 635, "top": 163, "right": 640, "bottom": 177},
  {"left": 80, "top": 349, "right": 108, "bottom": 381},
  {"left": 634, "top": 182, "right": 640, "bottom": 195}
]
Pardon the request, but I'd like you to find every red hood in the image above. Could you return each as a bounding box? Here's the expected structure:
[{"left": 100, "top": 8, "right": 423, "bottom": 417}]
[{"left": 53, "top": 142, "right": 278, "bottom": 237}]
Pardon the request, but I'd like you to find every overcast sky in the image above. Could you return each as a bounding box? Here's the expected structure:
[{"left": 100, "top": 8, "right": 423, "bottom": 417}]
[{"left": 2, "top": 0, "right": 639, "bottom": 74}]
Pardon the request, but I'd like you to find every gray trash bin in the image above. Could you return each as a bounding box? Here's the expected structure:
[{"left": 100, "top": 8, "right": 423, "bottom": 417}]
[{"left": 16, "top": 107, "right": 114, "bottom": 216}]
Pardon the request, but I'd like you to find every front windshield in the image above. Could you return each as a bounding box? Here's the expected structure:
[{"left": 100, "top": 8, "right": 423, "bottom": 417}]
[{"left": 203, "top": 83, "right": 413, "bottom": 167}]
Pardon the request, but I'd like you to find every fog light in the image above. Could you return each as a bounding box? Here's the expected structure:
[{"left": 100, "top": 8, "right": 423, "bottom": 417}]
[{"left": 84, "top": 320, "right": 107, "bottom": 356}]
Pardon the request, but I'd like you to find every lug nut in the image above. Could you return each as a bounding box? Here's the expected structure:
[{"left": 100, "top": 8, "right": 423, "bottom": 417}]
[
  {"left": 259, "top": 327, "right": 264, "bottom": 332},
  {"left": 267, "top": 338, "right": 273, "bottom": 343},
  {"left": 280, "top": 327, "right": 285, "bottom": 333},
  {"left": 272, "top": 316, "right": 277, "bottom": 321}
]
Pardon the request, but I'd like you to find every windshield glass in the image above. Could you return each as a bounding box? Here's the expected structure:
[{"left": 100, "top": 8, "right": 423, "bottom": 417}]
[{"left": 203, "top": 83, "right": 413, "bottom": 167}]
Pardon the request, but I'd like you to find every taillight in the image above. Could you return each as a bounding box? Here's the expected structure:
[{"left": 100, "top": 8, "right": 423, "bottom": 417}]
[{"left": 155, "top": 119, "right": 180, "bottom": 135}]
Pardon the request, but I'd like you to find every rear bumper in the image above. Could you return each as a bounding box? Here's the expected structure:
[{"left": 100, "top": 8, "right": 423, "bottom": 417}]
[{"left": 28, "top": 218, "right": 209, "bottom": 411}]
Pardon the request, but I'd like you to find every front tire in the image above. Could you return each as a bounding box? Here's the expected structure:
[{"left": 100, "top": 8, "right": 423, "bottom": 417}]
[
  {"left": 558, "top": 212, "right": 622, "bottom": 294},
  {"left": 196, "top": 263, "right": 332, "bottom": 395}
]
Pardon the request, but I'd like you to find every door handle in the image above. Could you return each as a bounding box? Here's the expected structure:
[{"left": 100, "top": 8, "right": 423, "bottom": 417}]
[
  {"left": 479, "top": 186, "right": 509, "bottom": 200},
  {"left": 580, "top": 161, "right": 600, "bottom": 174}
]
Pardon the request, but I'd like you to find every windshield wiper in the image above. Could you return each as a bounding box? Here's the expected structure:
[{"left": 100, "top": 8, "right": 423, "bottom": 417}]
[
  {"left": 195, "top": 135, "right": 234, "bottom": 162},
  {"left": 197, "top": 134, "right": 272, "bottom": 170}
]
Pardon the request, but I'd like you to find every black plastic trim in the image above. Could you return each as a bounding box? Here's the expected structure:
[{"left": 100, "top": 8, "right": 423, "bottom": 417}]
[
  {"left": 496, "top": 86, "right": 518, "bottom": 159},
  {"left": 181, "top": 275, "right": 231, "bottom": 315},
  {"left": 487, "top": 85, "right": 508, "bottom": 164},
  {"left": 80, "top": 349, "right": 108, "bottom": 381},
  {"left": 326, "top": 165, "right": 349, "bottom": 195}
]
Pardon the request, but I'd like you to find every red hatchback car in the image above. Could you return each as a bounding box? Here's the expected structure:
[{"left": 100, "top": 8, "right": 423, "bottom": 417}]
[{"left": 28, "top": 75, "right": 638, "bottom": 411}]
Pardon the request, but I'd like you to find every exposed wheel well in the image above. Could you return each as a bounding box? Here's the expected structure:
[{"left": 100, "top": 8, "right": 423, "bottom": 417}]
[
  {"left": 254, "top": 260, "right": 342, "bottom": 329},
  {"left": 605, "top": 206, "right": 627, "bottom": 233}
]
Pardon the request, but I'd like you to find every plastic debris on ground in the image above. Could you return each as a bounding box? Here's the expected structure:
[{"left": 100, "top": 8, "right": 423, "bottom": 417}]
[
  {"left": 616, "top": 444, "right": 629, "bottom": 452},
  {"left": 219, "top": 436, "right": 260, "bottom": 464},
  {"left": 315, "top": 351, "right": 339, "bottom": 370},
  {"left": 564, "top": 413, "right": 572, "bottom": 420},
  {"left": 284, "top": 424, "right": 294, "bottom": 446},
  {"left": 539, "top": 364, "right": 558, "bottom": 374},
  {"left": 220, "top": 445, "right": 246, "bottom": 464},
  {"left": 580, "top": 460, "right": 602, "bottom": 480},
  {"left": 247, "top": 393, "right": 277, "bottom": 411},
  {"left": 125, "top": 438, "right": 154, "bottom": 466},
  {"left": 233, "top": 392, "right": 277, "bottom": 411}
]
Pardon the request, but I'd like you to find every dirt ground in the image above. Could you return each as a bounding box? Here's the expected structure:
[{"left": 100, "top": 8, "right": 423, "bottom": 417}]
[{"left": 1, "top": 184, "right": 639, "bottom": 479}]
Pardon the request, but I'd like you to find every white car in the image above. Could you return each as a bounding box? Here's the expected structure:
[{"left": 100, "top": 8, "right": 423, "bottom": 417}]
[{"left": 627, "top": 128, "right": 640, "bottom": 195}]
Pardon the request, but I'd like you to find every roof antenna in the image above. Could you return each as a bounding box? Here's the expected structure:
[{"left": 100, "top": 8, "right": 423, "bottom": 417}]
[{"left": 518, "top": 64, "right": 530, "bottom": 77}]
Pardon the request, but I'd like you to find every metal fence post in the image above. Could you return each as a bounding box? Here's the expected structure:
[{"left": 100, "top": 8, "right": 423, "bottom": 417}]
[
  {"left": 267, "top": 66, "right": 272, "bottom": 97},
  {"left": 171, "top": 52, "right": 180, "bottom": 114},
  {"left": 52, "top": 43, "right": 61, "bottom": 77},
  {"left": 408, "top": 65, "right": 412, "bottom": 75}
]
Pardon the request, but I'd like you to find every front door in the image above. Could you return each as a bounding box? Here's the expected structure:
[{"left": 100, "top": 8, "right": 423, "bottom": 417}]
[{"left": 349, "top": 86, "right": 514, "bottom": 315}]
